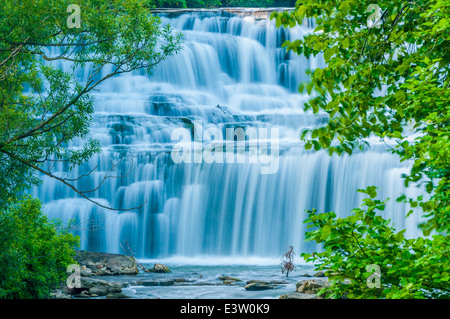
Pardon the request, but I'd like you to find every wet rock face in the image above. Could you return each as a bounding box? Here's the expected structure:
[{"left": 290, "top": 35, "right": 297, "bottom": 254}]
[
  {"left": 218, "top": 275, "right": 242, "bottom": 285},
  {"left": 80, "top": 278, "right": 123, "bottom": 295},
  {"left": 244, "top": 280, "right": 288, "bottom": 291},
  {"left": 296, "top": 279, "right": 330, "bottom": 294},
  {"left": 152, "top": 263, "right": 171, "bottom": 273},
  {"left": 74, "top": 250, "right": 139, "bottom": 276},
  {"left": 65, "top": 277, "right": 125, "bottom": 298},
  {"left": 279, "top": 292, "right": 320, "bottom": 299},
  {"left": 244, "top": 282, "right": 276, "bottom": 291},
  {"left": 279, "top": 279, "right": 329, "bottom": 299}
]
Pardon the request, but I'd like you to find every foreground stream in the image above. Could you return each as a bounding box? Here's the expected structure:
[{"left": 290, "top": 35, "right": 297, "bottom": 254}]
[{"left": 92, "top": 258, "right": 316, "bottom": 299}]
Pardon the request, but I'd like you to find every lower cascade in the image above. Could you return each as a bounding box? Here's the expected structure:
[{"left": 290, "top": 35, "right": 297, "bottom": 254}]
[{"left": 34, "top": 9, "right": 420, "bottom": 260}]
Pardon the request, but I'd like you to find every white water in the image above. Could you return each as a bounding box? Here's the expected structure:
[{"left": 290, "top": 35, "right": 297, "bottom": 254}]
[{"left": 35, "top": 9, "right": 420, "bottom": 260}]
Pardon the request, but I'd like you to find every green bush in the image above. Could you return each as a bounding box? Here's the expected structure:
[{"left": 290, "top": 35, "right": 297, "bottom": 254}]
[
  {"left": 303, "top": 187, "right": 450, "bottom": 299},
  {"left": 154, "top": 0, "right": 187, "bottom": 8},
  {"left": 0, "top": 196, "right": 79, "bottom": 299},
  {"left": 186, "top": 0, "right": 206, "bottom": 8}
]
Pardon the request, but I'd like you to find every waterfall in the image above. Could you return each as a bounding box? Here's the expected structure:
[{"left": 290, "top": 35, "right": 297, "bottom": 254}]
[{"left": 35, "top": 9, "right": 420, "bottom": 259}]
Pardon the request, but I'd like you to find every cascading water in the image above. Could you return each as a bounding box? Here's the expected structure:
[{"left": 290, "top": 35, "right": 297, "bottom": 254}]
[{"left": 34, "top": 9, "right": 420, "bottom": 260}]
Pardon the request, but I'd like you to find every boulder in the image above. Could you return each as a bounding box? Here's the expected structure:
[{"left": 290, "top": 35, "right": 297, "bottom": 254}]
[
  {"left": 246, "top": 280, "right": 268, "bottom": 285},
  {"left": 244, "top": 282, "right": 276, "bottom": 291},
  {"left": 73, "top": 291, "right": 92, "bottom": 298},
  {"left": 50, "top": 289, "right": 72, "bottom": 299},
  {"left": 268, "top": 280, "right": 288, "bottom": 284},
  {"left": 218, "top": 275, "right": 242, "bottom": 282},
  {"left": 152, "top": 263, "right": 171, "bottom": 273},
  {"left": 106, "top": 292, "right": 130, "bottom": 299},
  {"left": 296, "top": 279, "right": 329, "bottom": 294},
  {"left": 313, "top": 271, "right": 326, "bottom": 277},
  {"left": 278, "top": 279, "right": 329, "bottom": 299},
  {"left": 246, "top": 280, "right": 287, "bottom": 285},
  {"left": 66, "top": 277, "right": 123, "bottom": 297},
  {"left": 74, "top": 250, "right": 139, "bottom": 276},
  {"left": 279, "top": 292, "right": 320, "bottom": 299},
  {"left": 80, "top": 266, "right": 93, "bottom": 277},
  {"left": 219, "top": 275, "right": 242, "bottom": 285}
]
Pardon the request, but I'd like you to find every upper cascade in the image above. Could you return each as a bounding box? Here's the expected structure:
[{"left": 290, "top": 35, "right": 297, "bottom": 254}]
[{"left": 34, "top": 10, "right": 419, "bottom": 259}]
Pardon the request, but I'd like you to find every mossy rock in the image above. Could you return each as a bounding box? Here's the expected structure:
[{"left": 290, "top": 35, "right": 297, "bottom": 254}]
[
  {"left": 218, "top": 275, "right": 242, "bottom": 282},
  {"left": 153, "top": 263, "right": 171, "bottom": 273}
]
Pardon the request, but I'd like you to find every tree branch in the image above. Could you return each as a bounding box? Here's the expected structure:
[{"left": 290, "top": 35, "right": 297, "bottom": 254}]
[
  {"left": 120, "top": 241, "right": 152, "bottom": 273},
  {"left": 0, "top": 148, "right": 146, "bottom": 212}
]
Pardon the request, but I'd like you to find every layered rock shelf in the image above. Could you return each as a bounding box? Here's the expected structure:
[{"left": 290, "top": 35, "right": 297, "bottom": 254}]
[{"left": 74, "top": 250, "right": 140, "bottom": 276}]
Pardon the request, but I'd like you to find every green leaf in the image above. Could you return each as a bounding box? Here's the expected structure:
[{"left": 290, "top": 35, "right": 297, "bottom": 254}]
[
  {"left": 315, "top": 68, "right": 324, "bottom": 80},
  {"left": 324, "top": 48, "right": 334, "bottom": 62},
  {"left": 321, "top": 224, "right": 332, "bottom": 239},
  {"left": 342, "top": 37, "right": 350, "bottom": 49}
]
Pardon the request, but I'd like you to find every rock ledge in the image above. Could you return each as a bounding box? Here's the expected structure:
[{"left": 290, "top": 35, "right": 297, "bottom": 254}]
[{"left": 74, "top": 250, "right": 139, "bottom": 276}]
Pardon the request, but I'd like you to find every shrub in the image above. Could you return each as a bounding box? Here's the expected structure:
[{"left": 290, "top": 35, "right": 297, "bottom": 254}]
[{"left": 0, "top": 196, "right": 79, "bottom": 299}]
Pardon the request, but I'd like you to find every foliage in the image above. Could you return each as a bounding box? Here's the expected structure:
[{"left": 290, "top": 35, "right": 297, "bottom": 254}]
[
  {"left": 0, "top": 0, "right": 181, "bottom": 298},
  {"left": 303, "top": 187, "right": 449, "bottom": 299},
  {"left": 272, "top": 0, "right": 450, "bottom": 298},
  {"left": 0, "top": 196, "right": 79, "bottom": 299},
  {"left": 186, "top": 0, "right": 207, "bottom": 8},
  {"left": 154, "top": 0, "right": 187, "bottom": 8},
  {"left": 0, "top": 0, "right": 182, "bottom": 209},
  {"left": 186, "top": 0, "right": 222, "bottom": 8}
]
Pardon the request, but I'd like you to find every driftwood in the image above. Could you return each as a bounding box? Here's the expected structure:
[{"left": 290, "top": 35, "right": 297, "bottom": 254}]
[
  {"left": 120, "top": 241, "right": 152, "bottom": 273},
  {"left": 281, "top": 245, "right": 296, "bottom": 277}
]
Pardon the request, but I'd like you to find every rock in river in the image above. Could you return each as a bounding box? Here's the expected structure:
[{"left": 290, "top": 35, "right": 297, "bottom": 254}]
[
  {"left": 66, "top": 277, "right": 124, "bottom": 297},
  {"left": 152, "top": 263, "right": 171, "bottom": 273},
  {"left": 74, "top": 250, "right": 139, "bottom": 276},
  {"left": 296, "top": 279, "right": 329, "bottom": 294},
  {"left": 244, "top": 281, "right": 276, "bottom": 291},
  {"left": 279, "top": 292, "right": 320, "bottom": 299}
]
